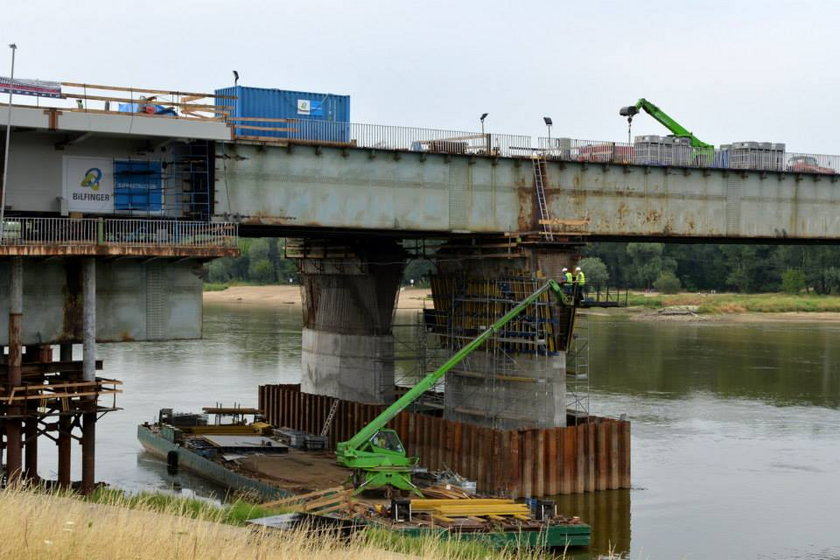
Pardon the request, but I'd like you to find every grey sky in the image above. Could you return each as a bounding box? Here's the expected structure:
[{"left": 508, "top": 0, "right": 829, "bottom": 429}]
[{"left": 3, "top": 0, "right": 838, "bottom": 153}]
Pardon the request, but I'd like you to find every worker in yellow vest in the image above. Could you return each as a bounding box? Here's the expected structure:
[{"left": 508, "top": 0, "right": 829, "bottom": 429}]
[
  {"left": 574, "top": 266, "right": 586, "bottom": 303},
  {"left": 562, "top": 267, "right": 573, "bottom": 284}
]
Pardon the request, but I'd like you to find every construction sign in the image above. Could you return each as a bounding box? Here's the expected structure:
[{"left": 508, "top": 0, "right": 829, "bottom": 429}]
[{"left": 62, "top": 156, "right": 115, "bottom": 213}]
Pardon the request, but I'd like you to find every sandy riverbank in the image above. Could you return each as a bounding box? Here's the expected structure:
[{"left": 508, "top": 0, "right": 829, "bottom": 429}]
[
  {"left": 204, "top": 285, "right": 840, "bottom": 323},
  {"left": 203, "top": 285, "right": 432, "bottom": 310}
]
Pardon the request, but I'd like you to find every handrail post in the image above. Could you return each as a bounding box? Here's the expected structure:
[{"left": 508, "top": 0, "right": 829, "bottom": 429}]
[{"left": 96, "top": 218, "right": 104, "bottom": 245}]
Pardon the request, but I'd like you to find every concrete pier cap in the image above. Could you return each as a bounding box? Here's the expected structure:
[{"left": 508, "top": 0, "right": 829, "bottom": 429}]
[{"left": 297, "top": 238, "right": 406, "bottom": 404}]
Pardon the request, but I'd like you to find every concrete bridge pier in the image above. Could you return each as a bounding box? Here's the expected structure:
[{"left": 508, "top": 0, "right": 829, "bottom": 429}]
[
  {"left": 297, "top": 239, "right": 405, "bottom": 404},
  {"left": 430, "top": 241, "right": 579, "bottom": 430}
]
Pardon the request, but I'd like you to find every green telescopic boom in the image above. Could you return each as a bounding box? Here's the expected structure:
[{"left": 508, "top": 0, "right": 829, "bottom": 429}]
[
  {"left": 620, "top": 98, "right": 713, "bottom": 150},
  {"left": 337, "top": 279, "right": 568, "bottom": 457}
]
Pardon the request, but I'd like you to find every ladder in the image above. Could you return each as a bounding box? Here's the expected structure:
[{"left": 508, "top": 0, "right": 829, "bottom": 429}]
[
  {"left": 321, "top": 399, "right": 340, "bottom": 436},
  {"left": 565, "top": 313, "right": 590, "bottom": 424},
  {"left": 532, "top": 154, "right": 554, "bottom": 241}
]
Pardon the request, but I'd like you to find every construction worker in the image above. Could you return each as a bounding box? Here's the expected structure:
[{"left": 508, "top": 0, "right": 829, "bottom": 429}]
[
  {"left": 562, "top": 267, "right": 573, "bottom": 284},
  {"left": 574, "top": 266, "right": 586, "bottom": 303},
  {"left": 574, "top": 266, "right": 586, "bottom": 286}
]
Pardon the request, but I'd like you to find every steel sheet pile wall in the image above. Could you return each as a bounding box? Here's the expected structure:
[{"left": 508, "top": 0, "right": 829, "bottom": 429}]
[{"left": 259, "top": 384, "right": 630, "bottom": 498}]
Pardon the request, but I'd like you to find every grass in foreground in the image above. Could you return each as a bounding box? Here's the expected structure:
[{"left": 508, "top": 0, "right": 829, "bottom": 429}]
[
  {"left": 0, "top": 487, "right": 547, "bottom": 560},
  {"left": 626, "top": 291, "right": 840, "bottom": 314}
]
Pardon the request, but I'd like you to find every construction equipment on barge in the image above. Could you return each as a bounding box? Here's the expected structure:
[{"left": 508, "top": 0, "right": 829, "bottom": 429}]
[{"left": 335, "top": 279, "right": 574, "bottom": 494}]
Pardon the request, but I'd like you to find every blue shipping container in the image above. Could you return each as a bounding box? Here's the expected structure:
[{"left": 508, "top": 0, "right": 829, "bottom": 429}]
[{"left": 215, "top": 86, "right": 350, "bottom": 143}]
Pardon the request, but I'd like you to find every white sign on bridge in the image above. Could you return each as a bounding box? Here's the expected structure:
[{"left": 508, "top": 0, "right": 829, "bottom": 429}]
[{"left": 63, "top": 157, "right": 114, "bottom": 213}]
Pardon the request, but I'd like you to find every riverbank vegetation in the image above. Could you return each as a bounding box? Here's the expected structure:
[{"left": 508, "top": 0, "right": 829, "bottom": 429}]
[
  {"left": 626, "top": 291, "right": 840, "bottom": 314},
  {"left": 0, "top": 486, "right": 547, "bottom": 560}
]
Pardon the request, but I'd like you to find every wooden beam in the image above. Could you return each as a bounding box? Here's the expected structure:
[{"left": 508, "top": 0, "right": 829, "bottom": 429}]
[{"left": 61, "top": 82, "right": 235, "bottom": 99}]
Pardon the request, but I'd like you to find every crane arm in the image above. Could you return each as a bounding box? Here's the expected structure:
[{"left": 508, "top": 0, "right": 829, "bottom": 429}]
[
  {"left": 337, "top": 279, "right": 568, "bottom": 458},
  {"left": 620, "top": 98, "right": 713, "bottom": 150}
]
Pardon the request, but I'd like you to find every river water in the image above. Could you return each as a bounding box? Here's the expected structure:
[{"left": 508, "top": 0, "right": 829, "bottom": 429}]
[{"left": 40, "top": 303, "right": 840, "bottom": 559}]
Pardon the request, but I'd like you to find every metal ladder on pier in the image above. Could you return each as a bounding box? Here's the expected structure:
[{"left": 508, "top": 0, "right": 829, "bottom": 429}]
[
  {"left": 321, "top": 399, "right": 340, "bottom": 436},
  {"left": 532, "top": 154, "right": 554, "bottom": 241},
  {"left": 565, "top": 312, "right": 590, "bottom": 425}
]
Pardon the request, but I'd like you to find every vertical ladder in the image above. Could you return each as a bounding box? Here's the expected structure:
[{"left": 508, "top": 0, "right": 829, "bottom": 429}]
[
  {"left": 565, "top": 312, "right": 590, "bottom": 425},
  {"left": 320, "top": 399, "right": 340, "bottom": 436},
  {"left": 532, "top": 154, "right": 554, "bottom": 241}
]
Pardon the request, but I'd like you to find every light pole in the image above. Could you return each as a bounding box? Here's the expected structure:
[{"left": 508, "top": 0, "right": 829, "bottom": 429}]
[
  {"left": 543, "top": 116, "right": 553, "bottom": 151},
  {"left": 480, "top": 112, "right": 488, "bottom": 153},
  {"left": 1, "top": 43, "right": 17, "bottom": 241}
]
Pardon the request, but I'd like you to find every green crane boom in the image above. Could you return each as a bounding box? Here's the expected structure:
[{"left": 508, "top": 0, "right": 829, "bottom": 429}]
[
  {"left": 336, "top": 279, "right": 573, "bottom": 494},
  {"left": 620, "top": 98, "right": 713, "bottom": 150}
]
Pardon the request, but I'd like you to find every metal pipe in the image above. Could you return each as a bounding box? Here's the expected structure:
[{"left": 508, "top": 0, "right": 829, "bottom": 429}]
[
  {"left": 0, "top": 44, "right": 17, "bottom": 241},
  {"left": 6, "top": 255, "right": 23, "bottom": 482},
  {"left": 81, "top": 258, "right": 96, "bottom": 493},
  {"left": 57, "top": 343, "right": 72, "bottom": 488},
  {"left": 82, "top": 258, "right": 95, "bottom": 382}
]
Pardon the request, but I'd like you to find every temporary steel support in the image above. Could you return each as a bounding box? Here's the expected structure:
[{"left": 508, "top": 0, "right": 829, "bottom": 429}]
[
  {"left": 58, "top": 343, "right": 73, "bottom": 488},
  {"left": 6, "top": 256, "right": 23, "bottom": 482},
  {"left": 81, "top": 257, "right": 96, "bottom": 494}
]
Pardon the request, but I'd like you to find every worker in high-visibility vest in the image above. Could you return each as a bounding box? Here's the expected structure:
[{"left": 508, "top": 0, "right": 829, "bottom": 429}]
[
  {"left": 562, "top": 267, "right": 573, "bottom": 284},
  {"left": 574, "top": 266, "right": 586, "bottom": 303}
]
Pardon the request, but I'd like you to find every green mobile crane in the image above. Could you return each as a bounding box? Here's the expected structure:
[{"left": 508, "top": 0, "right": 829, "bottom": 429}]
[
  {"left": 618, "top": 98, "right": 715, "bottom": 161},
  {"left": 336, "top": 279, "right": 574, "bottom": 495}
]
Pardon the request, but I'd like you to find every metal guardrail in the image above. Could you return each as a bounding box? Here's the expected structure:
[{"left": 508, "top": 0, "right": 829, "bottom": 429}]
[
  {"left": 235, "top": 119, "right": 840, "bottom": 174},
  {"left": 8, "top": 82, "right": 840, "bottom": 174},
  {"left": 232, "top": 119, "right": 531, "bottom": 158},
  {"left": 0, "top": 218, "right": 238, "bottom": 248}
]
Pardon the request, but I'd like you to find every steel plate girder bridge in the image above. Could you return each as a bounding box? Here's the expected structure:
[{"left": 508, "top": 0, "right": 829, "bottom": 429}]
[{"left": 218, "top": 141, "right": 840, "bottom": 242}]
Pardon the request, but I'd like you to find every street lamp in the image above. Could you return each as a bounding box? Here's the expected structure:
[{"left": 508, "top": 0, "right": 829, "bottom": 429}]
[
  {"left": 480, "top": 113, "right": 489, "bottom": 154},
  {"left": 543, "top": 116, "right": 553, "bottom": 148},
  {"left": 1, "top": 43, "right": 18, "bottom": 241}
]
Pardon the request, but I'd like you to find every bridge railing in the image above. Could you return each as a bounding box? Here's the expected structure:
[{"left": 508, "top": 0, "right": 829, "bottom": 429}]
[
  {"left": 535, "top": 136, "right": 840, "bottom": 175},
  {"left": 231, "top": 119, "right": 531, "bottom": 158},
  {"left": 0, "top": 218, "right": 238, "bottom": 248}
]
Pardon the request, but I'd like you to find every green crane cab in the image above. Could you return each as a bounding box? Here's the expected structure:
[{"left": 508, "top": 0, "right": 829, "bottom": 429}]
[
  {"left": 620, "top": 98, "right": 714, "bottom": 164},
  {"left": 336, "top": 279, "right": 575, "bottom": 495}
]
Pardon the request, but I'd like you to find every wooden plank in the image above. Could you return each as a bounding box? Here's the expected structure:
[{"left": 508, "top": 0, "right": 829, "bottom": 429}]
[
  {"left": 609, "top": 421, "right": 620, "bottom": 490},
  {"left": 473, "top": 427, "right": 484, "bottom": 493},
  {"left": 534, "top": 429, "right": 545, "bottom": 497},
  {"left": 563, "top": 427, "right": 575, "bottom": 495},
  {"left": 229, "top": 116, "right": 297, "bottom": 123},
  {"left": 596, "top": 422, "right": 608, "bottom": 491},
  {"left": 619, "top": 420, "right": 631, "bottom": 488},
  {"left": 576, "top": 425, "right": 586, "bottom": 494},
  {"left": 232, "top": 124, "right": 298, "bottom": 132},
  {"left": 546, "top": 427, "right": 558, "bottom": 496},
  {"left": 61, "top": 82, "right": 233, "bottom": 99},
  {"left": 509, "top": 430, "right": 521, "bottom": 497},
  {"left": 521, "top": 430, "right": 533, "bottom": 498},
  {"left": 452, "top": 421, "right": 463, "bottom": 476}
]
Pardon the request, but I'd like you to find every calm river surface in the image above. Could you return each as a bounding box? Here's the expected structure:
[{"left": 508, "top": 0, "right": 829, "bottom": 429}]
[{"left": 41, "top": 303, "right": 840, "bottom": 560}]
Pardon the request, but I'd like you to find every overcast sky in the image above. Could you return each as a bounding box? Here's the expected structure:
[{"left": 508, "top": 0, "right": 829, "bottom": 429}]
[{"left": 3, "top": 0, "right": 838, "bottom": 153}]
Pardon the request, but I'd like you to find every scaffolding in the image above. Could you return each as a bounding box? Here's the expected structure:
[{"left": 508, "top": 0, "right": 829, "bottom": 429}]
[
  {"left": 108, "top": 140, "right": 213, "bottom": 220},
  {"left": 422, "top": 275, "right": 575, "bottom": 430},
  {"left": 565, "top": 312, "right": 590, "bottom": 424}
]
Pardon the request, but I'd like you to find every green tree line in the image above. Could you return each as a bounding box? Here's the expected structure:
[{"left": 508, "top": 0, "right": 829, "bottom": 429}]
[
  {"left": 206, "top": 238, "right": 840, "bottom": 295},
  {"left": 583, "top": 242, "right": 840, "bottom": 294},
  {"left": 206, "top": 239, "right": 299, "bottom": 284}
]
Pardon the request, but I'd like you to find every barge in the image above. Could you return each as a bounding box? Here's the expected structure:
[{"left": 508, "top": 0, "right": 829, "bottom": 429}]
[{"left": 138, "top": 408, "right": 591, "bottom": 549}]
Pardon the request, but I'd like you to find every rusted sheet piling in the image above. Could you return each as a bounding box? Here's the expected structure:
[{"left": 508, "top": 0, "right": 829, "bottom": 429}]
[{"left": 259, "top": 384, "right": 631, "bottom": 498}]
